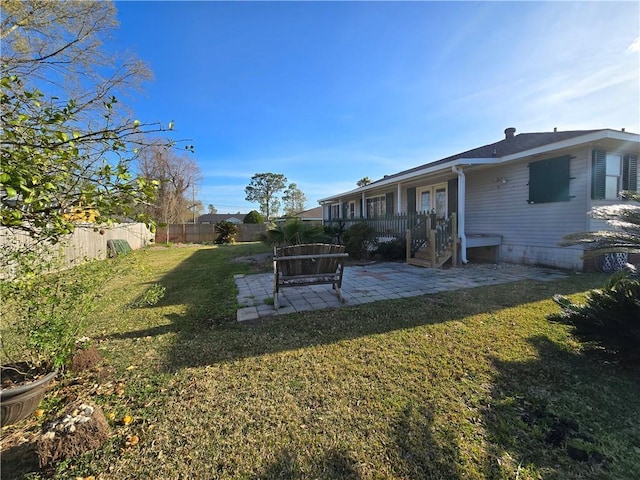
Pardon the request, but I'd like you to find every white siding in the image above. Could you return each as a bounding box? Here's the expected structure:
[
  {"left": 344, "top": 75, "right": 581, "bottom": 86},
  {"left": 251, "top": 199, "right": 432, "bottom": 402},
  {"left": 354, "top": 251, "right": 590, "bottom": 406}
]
[{"left": 465, "top": 148, "right": 590, "bottom": 269}]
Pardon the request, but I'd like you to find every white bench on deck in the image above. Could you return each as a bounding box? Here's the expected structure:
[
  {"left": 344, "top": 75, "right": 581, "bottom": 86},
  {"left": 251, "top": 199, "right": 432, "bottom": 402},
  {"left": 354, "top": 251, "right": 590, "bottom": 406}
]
[{"left": 273, "top": 243, "right": 349, "bottom": 309}]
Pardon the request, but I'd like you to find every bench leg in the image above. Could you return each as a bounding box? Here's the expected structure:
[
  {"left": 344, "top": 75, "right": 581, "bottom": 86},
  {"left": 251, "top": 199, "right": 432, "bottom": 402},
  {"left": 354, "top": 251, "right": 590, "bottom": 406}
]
[
  {"left": 273, "top": 282, "right": 280, "bottom": 309},
  {"left": 333, "top": 283, "right": 346, "bottom": 303}
]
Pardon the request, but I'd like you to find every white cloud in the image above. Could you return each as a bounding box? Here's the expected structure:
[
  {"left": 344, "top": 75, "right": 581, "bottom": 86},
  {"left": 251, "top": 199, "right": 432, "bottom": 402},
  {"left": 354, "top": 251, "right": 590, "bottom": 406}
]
[{"left": 627, "top": 37, "right": 640, "bottom": 54}]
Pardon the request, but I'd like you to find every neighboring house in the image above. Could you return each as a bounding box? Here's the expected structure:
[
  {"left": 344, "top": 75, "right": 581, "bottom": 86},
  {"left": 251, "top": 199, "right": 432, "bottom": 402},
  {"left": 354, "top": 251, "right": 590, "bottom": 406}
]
[
  {"left": 275, "top": 206, "right": 324, "bottom": 225},
  {"left": 197, "top": 213, "right": 247, "bottom": 225},
  {"left": 319, "top": 127, "right": 639, "bottom": 270}
]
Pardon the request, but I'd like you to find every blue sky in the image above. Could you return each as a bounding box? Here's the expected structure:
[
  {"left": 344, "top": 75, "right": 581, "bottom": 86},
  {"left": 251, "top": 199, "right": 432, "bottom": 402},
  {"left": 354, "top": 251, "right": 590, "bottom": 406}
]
[{"left": 112, "top": 1, "right": 640, "bottom": 214}]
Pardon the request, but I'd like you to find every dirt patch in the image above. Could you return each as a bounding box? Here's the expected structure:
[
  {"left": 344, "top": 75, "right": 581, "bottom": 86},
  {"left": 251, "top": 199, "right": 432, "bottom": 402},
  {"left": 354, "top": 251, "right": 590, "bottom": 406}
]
[
  {"left": 233, "top": 253, "right": 273, "bottom": 273},
  {"left": 70, "top": 346, "right": 103, "bottom": 373}
]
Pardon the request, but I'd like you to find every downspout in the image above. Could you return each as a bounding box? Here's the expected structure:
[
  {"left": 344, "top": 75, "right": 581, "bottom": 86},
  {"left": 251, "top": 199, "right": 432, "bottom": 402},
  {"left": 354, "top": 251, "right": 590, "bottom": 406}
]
[{"left": 452, "top": 166, "right": 468, "bottom": 264}]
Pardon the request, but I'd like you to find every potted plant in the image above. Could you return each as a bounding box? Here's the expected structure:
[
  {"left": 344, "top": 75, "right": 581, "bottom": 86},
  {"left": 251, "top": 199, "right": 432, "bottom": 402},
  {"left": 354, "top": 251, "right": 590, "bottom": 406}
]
[{"left": 0, "top": 241, "right": 119, "bottom": 426}]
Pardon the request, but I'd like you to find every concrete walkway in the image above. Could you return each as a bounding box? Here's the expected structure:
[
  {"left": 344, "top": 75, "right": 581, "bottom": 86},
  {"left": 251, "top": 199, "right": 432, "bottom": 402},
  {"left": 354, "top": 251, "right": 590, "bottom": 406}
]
[{"left": 235, "top": 262, "right": 567, "bottom": 322}]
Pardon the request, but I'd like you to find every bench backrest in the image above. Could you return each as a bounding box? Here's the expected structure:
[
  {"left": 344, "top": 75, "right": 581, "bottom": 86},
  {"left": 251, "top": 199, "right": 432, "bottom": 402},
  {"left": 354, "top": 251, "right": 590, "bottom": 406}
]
[{"left": 275, "top": 243, "right": 346, "bottom": 277}]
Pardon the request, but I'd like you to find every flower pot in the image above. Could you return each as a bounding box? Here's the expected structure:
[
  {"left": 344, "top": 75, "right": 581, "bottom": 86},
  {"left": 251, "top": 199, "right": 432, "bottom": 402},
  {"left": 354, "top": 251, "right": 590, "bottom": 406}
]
[{"left": 1, "top": 367, "right": 58, "bottom": 427}]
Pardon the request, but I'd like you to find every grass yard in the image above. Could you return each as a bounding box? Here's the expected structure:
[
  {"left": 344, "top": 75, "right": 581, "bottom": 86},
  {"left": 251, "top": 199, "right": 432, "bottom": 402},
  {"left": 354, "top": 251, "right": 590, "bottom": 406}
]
[{"left": 2, "top": 243, "right": 639, "bottom": 479}]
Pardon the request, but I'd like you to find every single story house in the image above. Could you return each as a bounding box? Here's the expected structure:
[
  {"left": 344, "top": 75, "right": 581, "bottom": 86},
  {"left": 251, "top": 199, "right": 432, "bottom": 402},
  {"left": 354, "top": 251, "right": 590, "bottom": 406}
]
[
  {"left": 197, "top": 213, "right": 247, "bottom": 225},
  {"left": 275, "top": 206, "right": 324, "bottom": 225},
  {"left": 318, "top": 127, "right": 639, "bottom": 270}
]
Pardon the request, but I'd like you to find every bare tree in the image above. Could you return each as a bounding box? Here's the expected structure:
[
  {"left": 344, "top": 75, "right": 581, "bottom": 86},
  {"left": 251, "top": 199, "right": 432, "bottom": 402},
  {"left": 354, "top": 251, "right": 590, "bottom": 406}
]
[
  {"left": 1, "top": 0, "right": 151, "bottom": 123},
  {"left": 137, "top": 143, "right": 202, "bottom": 224}
]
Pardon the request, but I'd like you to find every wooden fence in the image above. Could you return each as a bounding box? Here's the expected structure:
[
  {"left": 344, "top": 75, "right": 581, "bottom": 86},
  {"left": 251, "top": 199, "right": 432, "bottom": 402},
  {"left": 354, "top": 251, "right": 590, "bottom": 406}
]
[
  {"left": 0, "top": 223, "right": 154, "bottom": 272},
  {"left": 155, "top": 223, "right": 268, "bottom": 244}
]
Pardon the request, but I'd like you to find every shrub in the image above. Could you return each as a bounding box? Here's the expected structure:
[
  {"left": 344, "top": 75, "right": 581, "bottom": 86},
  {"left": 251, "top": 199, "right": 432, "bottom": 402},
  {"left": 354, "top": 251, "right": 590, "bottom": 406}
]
[
  {"left": 261, "top": 220, "right": 328, "bottom": 247},
  {"left": 548, "top": 267, "right": 640, "bottom": 364},
  {"left": 215, "top": 221, "right": 238, "bottom": 244},
  {"left": 0, "top": 243, "right": 122, "bottom": 371},
  {"left": 343, "top": 223, "right": 374, "bottom": 260},
  {"left": 376, "top": 238, "right": 406, "bottom": 261},
  {"left": 323, "top": 222, "right": 345, "bottom": 243},
  {"left": 244, "top": 210, "right": 264, "bottom": 224}
]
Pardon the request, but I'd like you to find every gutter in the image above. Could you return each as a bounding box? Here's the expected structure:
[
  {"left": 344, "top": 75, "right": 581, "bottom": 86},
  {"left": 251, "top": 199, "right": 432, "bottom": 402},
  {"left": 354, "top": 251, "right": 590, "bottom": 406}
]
[{"left": 452, "top": 165, "right": 468, "bottom": 264}]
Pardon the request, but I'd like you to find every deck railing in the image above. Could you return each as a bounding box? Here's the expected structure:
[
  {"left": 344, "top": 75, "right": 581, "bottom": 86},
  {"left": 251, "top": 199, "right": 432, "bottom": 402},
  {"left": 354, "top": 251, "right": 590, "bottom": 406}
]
[
  {"left": 324, "top": 212, "right": 458, "bottom": 267},
  {"left": 324, "top": 212, "right": 429, "bottom": 241}
]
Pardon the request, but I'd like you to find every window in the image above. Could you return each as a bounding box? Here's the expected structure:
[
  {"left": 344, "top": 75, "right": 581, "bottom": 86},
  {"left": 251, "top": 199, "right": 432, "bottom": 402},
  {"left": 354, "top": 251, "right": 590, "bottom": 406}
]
[
  {"left": 528, "top": 155, "right": 572, "bottom": 204},
  {"left": 417, "top": 184, "right": 447, "bottom": 219},
  {"left": 348, "top": 201, "right": 356, "bottom": 218},
  {"left": 366, "top": 196, "right": 386, "bottom": 217},
  {"left": 592, "top": 150, "right": 638, "bottom": 200},
  {"left": 330, "top": 204, "right": 340, "bottom": 219}
]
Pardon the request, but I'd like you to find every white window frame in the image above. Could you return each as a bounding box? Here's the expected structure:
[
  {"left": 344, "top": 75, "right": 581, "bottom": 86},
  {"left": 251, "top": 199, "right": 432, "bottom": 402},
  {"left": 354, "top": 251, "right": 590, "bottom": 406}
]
[
  {"left": 330, "top": 204, "right": 340, "bottom": 219},
  {"left": 605, "top": 153, "right": 622, "bottom": 200},
  {"left": 416, "top": 183, "right": 448, "bottom": 219},
  {"left": 366, "top": 195, "right": 386, "bottom": 218},
  {"left": 348, "top": 201, "right": 356, "bottom": 218}
]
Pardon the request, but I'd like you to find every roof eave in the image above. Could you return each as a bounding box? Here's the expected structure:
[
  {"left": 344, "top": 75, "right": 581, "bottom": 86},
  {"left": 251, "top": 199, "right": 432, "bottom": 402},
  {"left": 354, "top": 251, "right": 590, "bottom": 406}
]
[
  {"left": 318, "top": 129, "right": 640, "bottom": 204},
  {"left": 500, "top": 129, "right": 639, "bottom": 163},
  {"left": 318, "top": 157, "right": 495, "bottom": 204}
]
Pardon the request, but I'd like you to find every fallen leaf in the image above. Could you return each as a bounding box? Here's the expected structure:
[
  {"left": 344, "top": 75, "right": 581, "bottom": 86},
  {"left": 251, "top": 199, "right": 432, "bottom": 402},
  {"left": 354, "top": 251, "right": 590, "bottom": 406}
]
[
  {"left": 125, "top": 434, "right": 139, "bottom": 447},
  {"left": 34, "top": 409, "right": 45, "bottom": 418},
  {"left": 107, "top": 412, "right": 116, "bottom": 421},
  {"left": 122, "top": 415, "right": 133, "bottom": 425},
  {"left": 126, "top": 365, "right": 137, "bottom": 371}
]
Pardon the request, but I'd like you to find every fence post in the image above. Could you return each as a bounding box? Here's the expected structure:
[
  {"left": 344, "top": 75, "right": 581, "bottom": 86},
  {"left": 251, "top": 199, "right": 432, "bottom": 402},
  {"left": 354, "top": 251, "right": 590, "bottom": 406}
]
[
  {"left": 430, "top": 229, "right": 436, "bottom": 266},
  {"left": 406, "top": 229, "right": 411, "bottom": 263}
]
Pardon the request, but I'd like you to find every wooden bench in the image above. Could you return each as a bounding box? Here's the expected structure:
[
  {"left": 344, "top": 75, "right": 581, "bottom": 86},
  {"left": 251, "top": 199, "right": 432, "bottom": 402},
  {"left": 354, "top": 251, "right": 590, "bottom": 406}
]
[{"left": 273, "top": 243, "right": 349, "bottom": 309}]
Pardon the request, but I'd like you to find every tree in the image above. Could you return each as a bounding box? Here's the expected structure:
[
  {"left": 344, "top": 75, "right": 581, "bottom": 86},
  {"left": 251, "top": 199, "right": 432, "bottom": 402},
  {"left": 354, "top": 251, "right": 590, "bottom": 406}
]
[
  {"left": 0, "top": 1, "right": 183, "bottom": 377},
  {"left": 0, "top": 75, "right": 165, "bottom": 242},
  {"left": 245, "top": 173, "right": 287, "bottom": 220},
  {"left": 282, "top": 183, "right": 307, "bottom": 216},
  {"left": 1, "top": 0, "right": 191, "bottom": 242},
  {"left": 137, "top": 143, "right": 202, "bottom": 225},
  {"left": 357, "top": 177, "right": 373, "bottom": 187},
  {"left": 1, "top": 1, "right": 150, "bottom": 126},
  {"left": 244, "top": 210, "right": 264, "bottom": 224},
  {"left": 208, "top": 204, "right": 218, "bottom": 214}
]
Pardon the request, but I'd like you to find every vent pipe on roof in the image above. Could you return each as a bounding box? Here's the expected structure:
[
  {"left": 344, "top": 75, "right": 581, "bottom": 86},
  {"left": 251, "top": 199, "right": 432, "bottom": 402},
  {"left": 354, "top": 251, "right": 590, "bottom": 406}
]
[{"left": 504, "top": 127, "right": 516, "bottom": 139}]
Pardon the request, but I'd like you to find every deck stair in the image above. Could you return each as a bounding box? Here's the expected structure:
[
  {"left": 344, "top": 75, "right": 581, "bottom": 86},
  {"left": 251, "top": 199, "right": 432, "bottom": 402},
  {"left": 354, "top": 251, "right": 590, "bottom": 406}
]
[{"left": 406, "top": 213, "right": 457, "bottom": 268}]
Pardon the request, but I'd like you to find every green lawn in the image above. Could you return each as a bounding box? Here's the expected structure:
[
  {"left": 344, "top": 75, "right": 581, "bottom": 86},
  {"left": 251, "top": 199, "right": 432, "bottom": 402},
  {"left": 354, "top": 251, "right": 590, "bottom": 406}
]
[{"left": 3, "top": 244, "right": 639, "bottom": 479}]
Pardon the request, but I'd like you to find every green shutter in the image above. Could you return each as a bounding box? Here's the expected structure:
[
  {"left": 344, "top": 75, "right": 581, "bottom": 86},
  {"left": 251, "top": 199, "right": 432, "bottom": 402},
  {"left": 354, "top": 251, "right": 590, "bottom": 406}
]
[
  {"left": 385, "top": 192, "right": 394, "bottom": 216},
  {"left": 406, "top": 187, "right": 416, "bottom": 214},
  {"left": 341, "top": 202, "right": 348, "bottom": 219},
  {"left": 591, "top": 150, "right": 606, "bottom": 200},
  {"left": 528, "top": 155, "right": 571, "bottom": 203},
  {"left": 447, "top": 177, "right": 458, "bottom": 215},
  {"left": 623, "top": 154, "right": 638, "bottom": 192}
]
